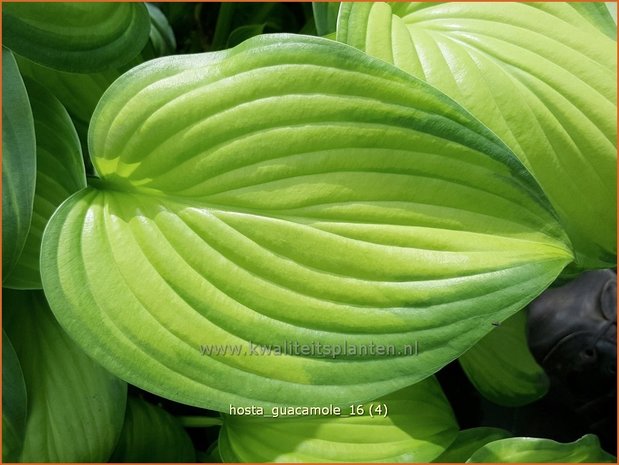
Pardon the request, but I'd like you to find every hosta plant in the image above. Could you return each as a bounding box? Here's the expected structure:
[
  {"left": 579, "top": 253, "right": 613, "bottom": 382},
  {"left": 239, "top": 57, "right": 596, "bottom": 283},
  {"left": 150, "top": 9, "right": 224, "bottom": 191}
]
[{"left": 2, "top": 1, "right": 616, "bottom": 463}]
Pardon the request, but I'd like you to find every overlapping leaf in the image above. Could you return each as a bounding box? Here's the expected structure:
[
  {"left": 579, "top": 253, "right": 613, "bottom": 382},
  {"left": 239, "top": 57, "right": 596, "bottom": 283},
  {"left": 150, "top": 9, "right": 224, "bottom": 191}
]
[
  {"left": 467, "top": 434, "right": 615, "bottom": 463},
  {"left": 312, "top": 2, "right": 340, "bottom": 36},
  {"left": 433, "top": 427, "right": 512, "bottom": 463},
  {"left": 4, "top": 79, "right": 86, "bottom": 289},
  {"left": 2, "top": 331, "right": 27, "bottom": 463},
  {"left": 2, "top": 47, "right": 36, "bottom": 280},
  {"left": 144, "top": 4, "right": 177, "bottom": 58},
  {"left": 219, "top": 378, "right": 458, "bottom": 462},
  {"left": 15, "top": 3, "right": 176, "bottom": 142},
  {"left": 337, "top": 2, "right": 617, "bottom": 269},
  {"left": 110, "top": 396, "right": 196, "bottom": 463},
  {"left": 4, "top": 290, "right": 127, "bottom": 462},
  {"left": 459, "top": 309, "right": 549, "bottom": 407},
  {"left": 41, "top": 35, "right": 572, "bottom": 411},
  {"left": 3, "top": 2, "right": 150, "bottom": 73}
]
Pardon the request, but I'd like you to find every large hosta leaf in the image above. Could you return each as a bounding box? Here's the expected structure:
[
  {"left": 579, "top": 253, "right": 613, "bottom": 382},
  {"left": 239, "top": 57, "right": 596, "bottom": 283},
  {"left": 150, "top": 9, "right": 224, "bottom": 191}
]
[
  {"left": 467, "top": 434, "right": 615, "bottom": 463},
  {"left": 337, "top": 2, "right": 617, "bottom": 268},
  {"left": 4, "top": 290, "right": 127, "bottom": 462},
  {"left": 459, "top": 309, "right": 549, "bottom": 407},
  {"left": 2, "top": 47, "right": 36, "bottom": 280},
  {"left": 219, "top": 377, "right": 458, "bottom": 462},
  {"left": 2, "top": 2, "right": 150, "bottom": 73},
  {"left": 4, "top": 78, "right": 86, "bottom": 289},
  {"left": 2, "top": 331, "right": 27, "bottom": 463},
  {"left": 110, "top": 396, "right": 196, "bottom": 463},
  {"left": 41, "top": 34, "right": 572, "bottom": 411}
]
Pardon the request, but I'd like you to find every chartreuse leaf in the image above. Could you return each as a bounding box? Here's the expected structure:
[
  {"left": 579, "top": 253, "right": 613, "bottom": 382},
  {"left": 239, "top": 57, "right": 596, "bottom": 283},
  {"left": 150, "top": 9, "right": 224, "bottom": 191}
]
[
  {"left": 2, "top": 47, "right": 36, "bottom": 281},
  {"left": 41, "top": 34, "right": 572, "bottom": 411},
  {"left": 110, "top": 396, "right": 196, "bottom": 462},
  {"left": 4, "top": 79, "right": 86, "bottom": 289},
  {"left": 337, "top": 2, "right": 617, "bottom": 269},
  {"left": 2, "top": 2, "right": 150, "bottom": 73},
  {"left": 467, "top": 434, "right": 616, "bottom": 463},
  {"left": 4, "top": 290, "right": 127, "bottom": 462},
  {"left": 566, "top": 3, "right": 617, "bottom": 39},
  {"left": 458, "top": 309, "right": 548, "bottom": 407},
  {"left": 2, "top": 331, "right": 27, "bottom": 463},
  {"left": 433, "top": 427, "right": 511, "bottom": 463},
  {"left": 219, "top": 377, "right": 458, "bottom": 462}
]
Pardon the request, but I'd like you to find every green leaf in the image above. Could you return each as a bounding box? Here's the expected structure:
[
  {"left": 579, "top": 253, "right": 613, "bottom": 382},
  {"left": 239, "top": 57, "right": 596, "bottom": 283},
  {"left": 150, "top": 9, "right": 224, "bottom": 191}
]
[
  {"left": 567, "top": 3, "right": 617, "bottom": 39},
  {"left": 226, "top": 24, "right": 267, "bottom": 48},
  {"left": 14, "top": 4, "right": 175, "bottom": 132},
  {"left": 2, "top": 2, "right": 150, "bottom": 73},
  {"left": 312, "top": 2, "right": 340, "bottom": 36},
  {"left": 143, "top": 4, "right": 177, "bottom": 59},
  {"left": 433, "top": 427, "right": 511, "bottom": 463},
  {"left": 219, "top": 377, "right": 458, "bottom": 462},
  {"left": 459, "top": 309, "right": 549, "bottom": 407},
  {"left": 2, "top": 47, "right": 36, "bottom": 281},
  {"left": 199, "top": 445, "right": 223, "bottom": 463},
  {"left": 467, "top": 434, "right": 616, "bottom": 463},
  {"left": 2, "top": 331, "right": 27, "bottom": 463},
  {"left": 337, "top": 2, "right": 617, "bottom": 269},
  {"left": 41, "top": 34, "right": 572, "bottom": 411},
  {"left": 15, "top": 55, "right": 121, "bottom": 128},
  {"left": 4, "top": 289, "right": 127, "bottom": 462},
  {"left": 110, "top": 396, "right": 196, "bottom": 462},
  {"left": 4, "top": 78, "right": 86, "bottom": 289}
]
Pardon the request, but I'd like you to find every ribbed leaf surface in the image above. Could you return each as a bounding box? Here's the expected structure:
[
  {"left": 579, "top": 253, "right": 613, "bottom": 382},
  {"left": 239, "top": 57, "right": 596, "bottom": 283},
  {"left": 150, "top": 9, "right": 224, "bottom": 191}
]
[
  {"left": 467, "top": 435, "right": 616, "bottom": 463},
  {"left": 41, "top": 35, "right": 572, "bottom": 411},
  {"left": 434, "top": 427, "right": 511, "bottom": 463},
  {"left": 2, "top": 47, "right": 36, "bottom": 280},
  {"left": 4, "top": 290, "right": 127, "bottom": 462},
  {"left": 219, "top": 378, "right": 458, "bottom": 462},
  {"left": 337, "top": 2, "right": 617, "bottom": 268},
  {"left": 459, "top": 309, "right": 549, "bottom": 407},
  {"left": 4, "top": 79, "right": 86, "bottom": 289},
  {"left": 3, "top": 2, "right": 150, "bottom": 72}
]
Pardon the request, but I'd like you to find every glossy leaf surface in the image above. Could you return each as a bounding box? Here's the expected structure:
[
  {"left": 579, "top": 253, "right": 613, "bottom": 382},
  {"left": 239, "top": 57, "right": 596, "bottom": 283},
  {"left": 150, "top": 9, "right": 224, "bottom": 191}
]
[
  {"left": 3, "top": 2, "right": 150, "bottom": 72},
  {"left": 467, "top": 434, "right": 616, "bottom": 463},
  {"left": 4, "top": 79, "right": 86, "bottom": 289},
  {"left": 459, "top": 309, "right": 549, "bottom": 407},
  {"left": 2, "top": 47, "right": 36, "bottom": 280},
  {"left": 4, "top": 290, "right": 127, "bottom": 462},
  {"left": 41, "top": 34, "right": 572, "bottom": 411},
  {"left": 337, "top": 2, "right": 617, "bottom": 268},
  {"left": 219, "top": 378, "right": 458, "bottom": 462},
  {"left": 433, "top": 427, "right": 511, "bottom": 463}
]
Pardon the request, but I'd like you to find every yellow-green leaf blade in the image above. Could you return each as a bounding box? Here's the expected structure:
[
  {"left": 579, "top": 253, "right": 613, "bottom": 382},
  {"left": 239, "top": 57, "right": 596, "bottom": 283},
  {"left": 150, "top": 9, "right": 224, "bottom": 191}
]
[
  {"left": 219, "top": 378, "right": 458, "bottom": 463},
  {"left": 459, "top": 309, "right": 549, "bottom": 407},
  {"left": 337, "top": 2, "right": 617, "bottom": 268},
  {"left": 41, "top": 34, "right": 572, "bottom": 412}
]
